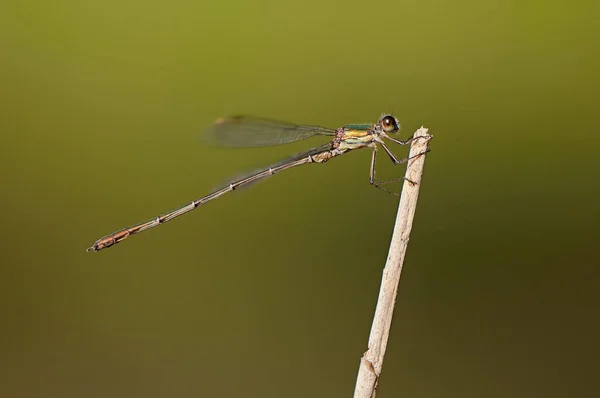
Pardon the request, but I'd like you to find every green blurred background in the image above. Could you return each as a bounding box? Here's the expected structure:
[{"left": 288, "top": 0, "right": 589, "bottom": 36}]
[{"left": 1, "top": 0, "right": 598, "bottom": 397}]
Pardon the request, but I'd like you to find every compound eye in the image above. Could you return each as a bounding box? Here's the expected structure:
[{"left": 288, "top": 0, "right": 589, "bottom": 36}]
[{"left": 381, "top": 116, "right": 399, "bottom": 133}]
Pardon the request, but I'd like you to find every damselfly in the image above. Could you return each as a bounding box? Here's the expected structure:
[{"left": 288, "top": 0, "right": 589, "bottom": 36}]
[{"left": 87, "top": 114, "right": 426, "bottom": 252}]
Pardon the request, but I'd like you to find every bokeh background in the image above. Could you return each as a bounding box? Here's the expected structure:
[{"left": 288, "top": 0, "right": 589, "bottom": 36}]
[{"left": 1, "top": 1, "right": 599, "bottom": 397}]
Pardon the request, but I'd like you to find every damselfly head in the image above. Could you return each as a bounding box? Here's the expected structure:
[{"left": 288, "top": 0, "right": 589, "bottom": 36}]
[{"left": 379, "top": 115, "right": 401, "bottom": 133}]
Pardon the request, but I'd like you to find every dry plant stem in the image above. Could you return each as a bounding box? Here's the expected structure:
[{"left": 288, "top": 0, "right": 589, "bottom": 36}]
[{"left": 353, "top": 127, "right": 432, "bottom": 398}]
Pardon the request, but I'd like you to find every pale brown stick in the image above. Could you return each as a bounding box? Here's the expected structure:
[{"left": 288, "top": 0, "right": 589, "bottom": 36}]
[{"left": 353, "top": 127, "right": 432, "bottom": 398}]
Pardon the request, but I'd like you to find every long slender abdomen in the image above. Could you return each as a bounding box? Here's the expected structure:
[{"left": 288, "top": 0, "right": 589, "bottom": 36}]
[{"left": 87, "top": 150, "right": 340, "bottom": 252}]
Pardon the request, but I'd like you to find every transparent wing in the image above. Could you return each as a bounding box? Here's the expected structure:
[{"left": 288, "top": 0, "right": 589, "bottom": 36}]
[
  {"left": 270, "top": 143, "right": 333, "bottom": 167},
  {"left": 203, "top": 115, "right": 336, "bottom": 148},
  {"left": 210, "top": 143, "right": 333, "bottom": 194}
]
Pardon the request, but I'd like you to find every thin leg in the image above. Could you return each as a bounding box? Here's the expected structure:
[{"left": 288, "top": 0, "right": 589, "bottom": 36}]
[
  {"left": 369, "top": 145, "right": 403, "bottom": 196},
  {"left": 377, "top": 140, "right": 431, "bottom": 165},
  {"left": 369, "top": 145, "right": 377, "bottom": 184},
  {"left": 385, "top": 135, "right": 413, "bottom": 146},
  {"left": 377, "top": 140, "right": 402, "bottom": 164},
  {"left": 396, "top": 148, "right": 432, "bottom": 166},
  {"left": 382, "top": 131, "right": 431, "bottom": 146},
  {"left": 368, "top": 144, "right": 431, "bottom": 196}
]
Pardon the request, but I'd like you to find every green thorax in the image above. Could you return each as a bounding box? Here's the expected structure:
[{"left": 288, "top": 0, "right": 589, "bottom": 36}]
[{"left": 343, "top": 123, "right": 373, "bottom": 131}]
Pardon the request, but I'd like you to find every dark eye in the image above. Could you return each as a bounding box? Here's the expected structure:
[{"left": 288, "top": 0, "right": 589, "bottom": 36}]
[{"left": 381, "top": 116, "right": 399, "bottom": 133}]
